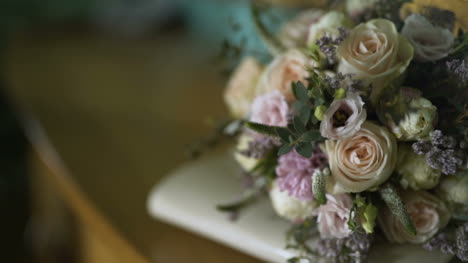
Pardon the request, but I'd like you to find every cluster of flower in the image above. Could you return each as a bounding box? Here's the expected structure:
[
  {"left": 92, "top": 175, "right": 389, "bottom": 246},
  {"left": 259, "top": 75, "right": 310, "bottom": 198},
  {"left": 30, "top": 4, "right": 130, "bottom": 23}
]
[{"left": 220, "top": 0, "right": 468, "bottom": 262}]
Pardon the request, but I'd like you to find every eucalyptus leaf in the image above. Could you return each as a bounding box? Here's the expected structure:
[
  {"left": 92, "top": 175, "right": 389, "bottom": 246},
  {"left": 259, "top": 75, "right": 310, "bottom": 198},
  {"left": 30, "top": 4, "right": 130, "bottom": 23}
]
[
  {"left": 302, "top": 130, "right": 322, "bottom": 142},
  {"left": 295, "top": 142, "right": 313, "bottom": 158},
  {"left": 278, "top": 144, "right": 294, "bottom": 156},
  {"left": 299, "top": 106, "right": 311, "bottom": 125},
  {"left": 276, "top": 127, "right": 291, "bottom": 143},
  {"left": 293, "top": 116, "right": 306, "bottom": 134},
  {"left": 293, "top": 81, "right": 309, "bottom": 102},
  {"left": 245, "top": 121, "right": 280, "bottom": 137}
]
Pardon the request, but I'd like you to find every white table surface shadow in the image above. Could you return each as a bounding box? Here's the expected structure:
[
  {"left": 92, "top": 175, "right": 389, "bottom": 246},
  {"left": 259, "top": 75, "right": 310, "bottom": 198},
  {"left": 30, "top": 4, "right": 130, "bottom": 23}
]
[{"left": 147, "top": 151, "right": 452, "bottom": 263}]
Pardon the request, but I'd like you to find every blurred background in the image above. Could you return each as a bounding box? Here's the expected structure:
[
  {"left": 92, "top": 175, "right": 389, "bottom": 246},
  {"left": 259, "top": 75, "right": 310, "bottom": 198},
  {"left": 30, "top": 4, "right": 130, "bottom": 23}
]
[{"left": 0, "top": 0, "right": 311, "bottom": 262}]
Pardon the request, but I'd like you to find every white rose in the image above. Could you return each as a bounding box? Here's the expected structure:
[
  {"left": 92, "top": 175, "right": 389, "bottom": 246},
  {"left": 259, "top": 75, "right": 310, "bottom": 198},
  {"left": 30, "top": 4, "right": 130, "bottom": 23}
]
[
  {"left": 317, "top": 194, "right": 353, "bottom": 239},
  {"left": 224, "top": 57, "right": 263, "bottom": 118},
  {"left": 401, "top": 14, "right": 455, "bottom": 62},
  {"left": 439, "top": 175, "right": 468, "bottom": 205},
  {"left": 387, "top": 96, "right": 437, "bottom": 141},
  {"left": 397, "top": 144, "right": 441, "bottom": 190},
  {"left": 306, "top": 11, "right": 354, "bottom": 45},
  {"left": 320, "top": 92, "right": 367, "bottom": 140},
  {"left": 278, "top": 9, "right": 324, "bottom": 48},
  {"left": 379, "top": 191, "right": 450, "bottom": 244},
  {"left": 269, "top": 179, "right": 317, "bottom": 222},
  {"left": 325, "top": 121, "right": 397, "bottom": 193},
  {"left": 337, "top": 19, "right": 414, "bottom": 104},
  {"left": 234, "top": 134, "right": 260, "bottom": 172},
  {"left": 256, "top": 49, "right": 318, "bottom": 102}
]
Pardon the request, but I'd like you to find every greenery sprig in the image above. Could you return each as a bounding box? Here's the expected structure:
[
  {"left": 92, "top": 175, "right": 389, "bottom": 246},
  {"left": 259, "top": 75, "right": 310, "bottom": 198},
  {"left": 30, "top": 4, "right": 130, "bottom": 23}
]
[
  {"left": 286, "top": 218, "right": 318, "bottom": 263},
  {"left": 245, "top": 76, "right": 339, "bottom": 158},
  {"left": 379, "top": 184, "right": 417, "bottom": 236}
]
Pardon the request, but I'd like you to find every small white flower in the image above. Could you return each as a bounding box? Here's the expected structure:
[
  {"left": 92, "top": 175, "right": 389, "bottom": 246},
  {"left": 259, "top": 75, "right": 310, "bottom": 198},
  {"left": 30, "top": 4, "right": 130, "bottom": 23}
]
[
  {"left": 397, "top": 144, "right": 441, "bottom": 190},
  {"left": 439, "top": 175, "right": 468, "bottom": 205},
  {"left": 320, "top": 92, "right": 367, "bottom": 140},
  {"left": 269, "top": 179, "right": 317, "bottom": 222},
  {"left": 234, "top": 134, "right": 260, "bottom": 172},
  {"left": 387, "top": 96, "right": 437, "bottom": 141},
  {"left": 401, "top": 14, "right": 455, "bottom": 62}
]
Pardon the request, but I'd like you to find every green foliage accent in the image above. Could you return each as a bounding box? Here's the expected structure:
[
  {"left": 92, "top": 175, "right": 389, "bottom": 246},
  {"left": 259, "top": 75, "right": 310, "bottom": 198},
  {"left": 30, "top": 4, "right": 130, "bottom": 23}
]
[
  {"left": 245, "top": 121, "right": 288, "bottom": 137},
  {"left": 450, "top": 33, "right": 468, "bottom": 57},
  {"left": 187, "top": 119, "right": 241, "bottom": 159},
  {"left": 216, "top": 189, "right": 258, "bottom": 212},
  {"left": 286, "top": 218, "right": 318, "bottom": 258},
  {"left": 379, "top": 184, "right": 417, "bottom": 236},
  {"left": 347, "top": 194, "right": 378, "bottom": 234},
  {"left": 312, "top": 168, "right": 329, "bottom": 205}
]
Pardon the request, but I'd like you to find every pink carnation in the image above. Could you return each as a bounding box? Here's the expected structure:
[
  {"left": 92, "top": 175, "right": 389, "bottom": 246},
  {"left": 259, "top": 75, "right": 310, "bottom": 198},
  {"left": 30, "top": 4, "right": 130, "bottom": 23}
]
[
  {"left": 276, "top": 149, "right": 328, "bottom": 201},
  {"left": 250, "top": 91, "right": 289, "bottom": 127}
]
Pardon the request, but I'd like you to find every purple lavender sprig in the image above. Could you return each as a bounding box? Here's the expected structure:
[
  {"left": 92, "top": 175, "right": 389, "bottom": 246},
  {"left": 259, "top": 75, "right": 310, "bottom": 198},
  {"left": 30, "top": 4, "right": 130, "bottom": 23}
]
[
  {"left": 412, "top": 130, "right": 465, "bottom": 175},
  {"left": 316, "top": 27, "right": 348, "bottom": 65},
  {"left": 317, "top": 231, "right": 374, "bottom": 263},
  {"left": 240, "top": 136, "right": 277, "bottom": 159},
  {"left": 423, "top": 223, "right": 468, "bottom": 262}
]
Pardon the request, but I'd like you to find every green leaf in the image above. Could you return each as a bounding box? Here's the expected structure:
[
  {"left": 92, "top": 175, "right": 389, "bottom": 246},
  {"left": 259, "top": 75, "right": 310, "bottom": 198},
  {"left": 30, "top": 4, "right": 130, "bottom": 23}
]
[
  {"left": 245, "top": 122, "right": 281, "bottom": 137},
  {"left": 216, "top": 191, "right": 257, "bottom": 212},
  {"left": 292, "top": 101, "right": 303, "bottom": 112},
  {"left": 293, "top": 81, "right": 309, "bottom": 102},
  {"left": 302, "top": 130, "right": 322, "bottom": 142},
  {"left": 379, "top": 184, "right": 417, "bottom": 236},
  {"left": 276, "top": 127, "right": 291, "bottom": 143},
  {"left": 295, "top": 142, "right": 313, "bottom": 158},
  {"left": 299, "top": 106, "right": 311, "bottom": 125},
  {"left": 278, "top": 144, "right": 294, "bottom": 156},
  {"left": 293, "top": 116, "right": 306, "bottom": 134},
  {"left": 362, "top": 203, "right": 378, "bottom": 234}
]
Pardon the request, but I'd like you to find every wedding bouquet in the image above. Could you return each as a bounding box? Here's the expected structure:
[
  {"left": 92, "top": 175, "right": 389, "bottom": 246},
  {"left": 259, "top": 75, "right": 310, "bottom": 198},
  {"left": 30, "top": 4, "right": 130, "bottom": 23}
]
[{"left": 206, "top": 1, "right": 468, "bottom": 262}]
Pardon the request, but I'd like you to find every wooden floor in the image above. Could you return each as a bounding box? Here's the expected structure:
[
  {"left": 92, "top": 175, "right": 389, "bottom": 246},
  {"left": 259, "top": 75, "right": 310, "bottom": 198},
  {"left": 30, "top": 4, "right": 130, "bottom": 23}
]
[{"left": 4, "top": 27, "right": 263, "bottom": 263}]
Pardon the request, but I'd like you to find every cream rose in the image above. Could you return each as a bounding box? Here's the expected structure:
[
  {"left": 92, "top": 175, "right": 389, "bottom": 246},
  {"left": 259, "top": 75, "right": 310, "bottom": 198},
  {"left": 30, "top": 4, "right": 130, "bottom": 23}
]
[
  {"left": 256, "top": 49, "right": 318, "bottom": 102},
  {"left": 397, "top": 144, "right": 441, "bottom": 190},
  {"left": 317, "top": 194, "right": 353, "bottom": 239},
  {"left": 269, "top": 179, "right": 317, "bottom": 222},
  {"left": 224, "top": 57, "right": 263, "bottom": 118},
  {"left": 337, "top": 19, "right": 414, "bottom": 104},
  {"left": 325, "top": 121, "right": 397, "bottom": 193},
  {"left": 379, "top": 191, "right": 450, "bottom": 244},
  {"left": 278, "top": 9, "right": 324, "bottom": 48},
  {"left": 401, "top": 14, "right": 455, "bottom": 62}
]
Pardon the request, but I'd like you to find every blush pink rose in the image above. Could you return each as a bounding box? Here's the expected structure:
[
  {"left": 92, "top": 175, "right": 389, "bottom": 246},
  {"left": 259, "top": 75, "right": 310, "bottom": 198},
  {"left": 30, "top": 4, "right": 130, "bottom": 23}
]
[
  {"left": 317, "top": 194, "right": 353, "bottom": 239},
  {"left": 250, "top": 91, "right": 290, "bottom": 127}
]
